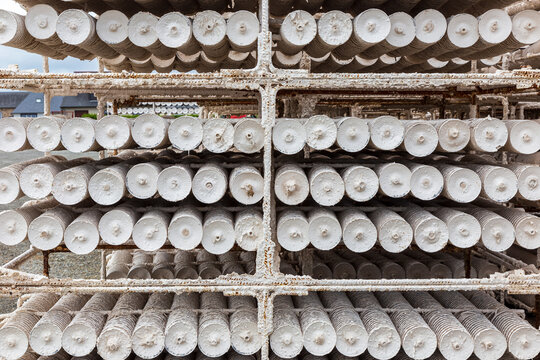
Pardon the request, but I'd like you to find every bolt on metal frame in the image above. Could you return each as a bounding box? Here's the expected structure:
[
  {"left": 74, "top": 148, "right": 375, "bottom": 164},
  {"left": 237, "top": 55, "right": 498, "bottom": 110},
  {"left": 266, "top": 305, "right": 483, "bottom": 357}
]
[{"left": 0, "top": 0, "right": 539, "bottom": 358}]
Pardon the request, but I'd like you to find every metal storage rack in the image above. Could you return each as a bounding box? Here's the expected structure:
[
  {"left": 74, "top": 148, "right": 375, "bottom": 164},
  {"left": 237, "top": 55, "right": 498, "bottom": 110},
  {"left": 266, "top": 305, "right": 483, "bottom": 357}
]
[{"left": 0, "top": 0, "right": 539, "bottom": 359}]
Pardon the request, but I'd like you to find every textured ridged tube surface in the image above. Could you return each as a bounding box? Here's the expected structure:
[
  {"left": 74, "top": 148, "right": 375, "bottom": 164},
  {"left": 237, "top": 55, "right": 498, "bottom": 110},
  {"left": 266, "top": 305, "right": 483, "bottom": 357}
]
[
  {"left": 62, "top": 293, "right": 118, "bottom": 357},
  {"left": 376, "top": 292, "right": 437, "bottom": 359},
  {"left": 466, "top": 291, "right": 540, "bottom": 359},
  {"left": 348, "top": 291, "right": 401, "bottom": 360},
  {"left": 294, "top": 293, "right": 337, "bottom": 356},
  {"left": 403, "top": 292, "right": 474, "bottom": 360},
  {"left": 0, "top": 294, "right": 60, "bottom": 360},
  {"left": 198, "top": 292, "right": 231, "bottom": 357}
]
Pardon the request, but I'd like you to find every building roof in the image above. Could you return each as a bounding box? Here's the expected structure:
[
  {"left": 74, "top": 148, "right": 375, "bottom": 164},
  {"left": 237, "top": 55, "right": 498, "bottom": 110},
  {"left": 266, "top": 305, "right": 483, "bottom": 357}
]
[
  {"left": 12, "top": 93, "right": 62, "bottom": 115},
  {"left": 0, "top": 92, "right": 29, "bottom": 109},
  {"left": 60, "top": 93, "right": 98, "bottom": 109}
]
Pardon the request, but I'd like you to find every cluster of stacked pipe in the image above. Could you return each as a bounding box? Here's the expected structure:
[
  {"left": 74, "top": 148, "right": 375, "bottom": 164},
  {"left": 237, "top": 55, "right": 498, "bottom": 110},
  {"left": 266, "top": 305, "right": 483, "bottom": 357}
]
[
  {"left": 273, "top": 6, "right": 540, "bottom": 72},
  {"left": 273, "top": 116, "right": 540, "bottom": 156},
  {"left": 272, "top": 262, "right": 540, "bottom": 360},
  {"left": 0, "top": 199, "right": 264, "bottom": 254},
  {"left": 1, "top": 288, "right": 538, "bottom": 360},
  {"left": 0, "top": 116, "right": 264, "bottom": 153},
  {"left": 306, "top": 249, "right": 500, "bottom": 279},
  {"left": 105, "top": 249, "right": 255, "bottom": 279},
  {"left": 0, "top": 5, "right": 260, "bottom": 72},
  {"left": 0, "top": 291, "right": 261, "bottom": 360},
  {"left": 0, "top": 152, "right": 264, "bottom": 205},
  {"left": 276, "top": 202, "right": 540, "bottom": 253}
]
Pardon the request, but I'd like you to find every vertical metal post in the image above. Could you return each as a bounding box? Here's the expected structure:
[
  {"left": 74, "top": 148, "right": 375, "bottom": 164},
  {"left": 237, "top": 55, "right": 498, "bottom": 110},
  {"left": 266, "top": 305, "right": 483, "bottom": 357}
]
[
  {"left": 257, "top": 84, "right": 279, "bottom": 277},
  {"left": 42, "top": 56, "right": 49, "bottom": 73}
]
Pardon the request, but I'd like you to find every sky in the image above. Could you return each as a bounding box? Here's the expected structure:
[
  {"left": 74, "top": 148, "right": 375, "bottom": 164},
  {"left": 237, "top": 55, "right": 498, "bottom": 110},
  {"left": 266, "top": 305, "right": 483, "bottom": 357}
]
[{"left": 0, "top": 0, "right": 98, "bottom": 73}]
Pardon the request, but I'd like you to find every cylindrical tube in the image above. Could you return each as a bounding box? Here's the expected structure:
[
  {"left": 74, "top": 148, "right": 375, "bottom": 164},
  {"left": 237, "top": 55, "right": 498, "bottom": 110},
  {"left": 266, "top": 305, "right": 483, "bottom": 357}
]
[
  {"left": 157, "top": 164, "right": 193, "bottom": 202},
  {"left": 304, "top": 115, "right": 337, "bottom": 150},
  {"left": 468, "top": 118, "right": 508, "bottom": 153},
  {"left": 348, "top": 292, "right": 401, "bottom": 359},
  {"left": 97, "top": 293, "right": 147, "bottom": 360},
  {"left": 278, "top": 11, "right": 317, "bottom": 55},
  {"left": 433, "top": 208, "right": 481, "bottom": 248},
  {"left": 89, "top": 164, "right": 129, "bottom": 205},
  {"left": 402, "top": 207, "right": 449, "bottom": 253},
  {"left": 504, "top": 120, "right": 540, "bottom": 154},
  {"left": 133, "top": 210, "right": 170, "bottom": 251},
  {"left": 294, "top": 293, "right": 337, "bottom": 356},
  {"left": 229, "top": 165, "right": 264, "bottom": 205},
  {"left": 99, "top": 207, "right": 138, "bottom": 246},
  {"left": 408, "top": 163, "right": 444, "bottom": 201},
  {"left": 0, "top": 117, "right": 32, "bottom": 152},
  {"left": 235, "top": 210, "right": 263, "bottom": 251},
  {"left": 0, "top": 294, "right": 60, "bottom": 360},
  {"left": 198, "top": 293, "right": 231, "bottom": 357},
  {"left": 401, "top": 121, "right": 438, "bottom": 157},
  {"left": 0, "top": 208, "right": 40, "bottom": 246},
  {"left": 342, "top": 165, "right": 378, "bottom": 203},
  {"left": 192, "top": 164, "right": 228, "bottom": 204},
  {"left": 192, "top": 11, "right": 229, "bottom": 59},
  {"left": 497, "top": 207, "right": 540, "bottom": 250},
  {"left": 64, "top": 210, "right": 101, "bottom": 255},
  {"left": 368, "top": 116, "right": 405, "bottom": 151},
  {"left": 61, "top": 117, "right": 98, "bottom": 153},
  {"left": 128, "top": 12, "right": 176, "bottom": 60},
  {"left": 309, "top": 165, "right": 345, "bottom": 206},
  {"left": 233, "top": 119, "right": 264, "bottom": 154},
  {"left": 62, "top": 293, "right": 119, "bottom": 357},
  {"left": 95, "top": 115, "right": 135, "bottom": 150},
  {"left": 202, "top": 119, "right": 234, "bottom": 153},
  {"left": 202, "top": 210, "right": 235, "bottom": 255},
  {"left": 274, "top": 164, "right": 309, "bottom": 206},
  {"left": 273, "top": 119, "right": 307, "bottom": 155},
  {"left": 376, "top": 291, "right": 437, "bottom": 360},
  {"left": 340, "top": 210, "right": 377, "bottom": 253},
  {"left": 152, "top": 250, "right": 174, "bottom": 279},
  {"left": 319, "top": 292, "right": 368, "bottom": 357},
  {"left": 436, "top": 164, "right": 482, "bottom": 203},
  {"left": 277, "top": 210, "right": 309, "bottom": 252},
  {"left": 27, "top": 116, "right": 65, "bottom": 152},
  {"left": 168, "top": 208, "right": 203, "bottom": 250},
  {"left": 132, "top": 293, "right": 174, "bottom": 359},
  {"left": 165, "top": 293, "right": 199, "bottom": 356},
  {"left": 52, "top": 164, "right": 96, "bottom": 205},
  {"left": 128, "top": 251, "right": 152, "bottom": 279},
  {"left": 336, "top": 117, "right": 370, "bottom": 152},
  {"left": 375, "top": 163, "right": 411, "bottom": 198},
  {"left": 126, "top": 162, "right": 161, "bottom": 199},
  {"left": 307, "top": 209, "right": 341, "bottom": 251},
  {"left": 369, "top": 209, "right": 413, "bottom": 253},
  {"left": 469, "top": 164, "right": 518, "bottom": 202},
  {"left": 132, "top": 114, "right": 170, "bottom": 149},
  {"left": 28, "top": 208, "right": 74, "bottom": 251},
  {"left": 226, "top": 11, "right": 259, "bottom": 53},
  {"left": 434, "top": 119, "right": 470, "bottom": 152},
  {"left": 508, "top": 163, "right": 540, "bottom": 201},
  {"left": 270, "top": 296, "right": 303, "bottom": 359},
  {"left": 105, "top": 250, "right": 132, "bottom": 279},
  {"left": 168, "top": 116, "right": 203, "bottom": 151},
  {"left": 228, "top": 296, "right": 262, "bottom": 355},
  {"left": 469, "top": 208, "right": 515, "bottom": 252}
]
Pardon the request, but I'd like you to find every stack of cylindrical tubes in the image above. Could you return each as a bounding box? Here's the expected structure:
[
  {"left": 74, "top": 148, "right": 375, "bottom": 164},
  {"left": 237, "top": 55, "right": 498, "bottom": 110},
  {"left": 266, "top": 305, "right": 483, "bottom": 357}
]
[
  {"left": 105, "top": 249, "right": 256, "bottom": 279},
  {"left": 276, "top": 202, "right": 540, "bottom": 253},
  {"left": 273, "top": 116, "right": 540, "bottom": 156},
  {"left": 0, "top": 201, "right": 264, "bottom": 254},
  {"left": 0, "top": 291, "right": 261, "bottom": 360},
  {"left": 2, "top": 289, "right": 537, "bottom": 360},
  {"left": 302, "top": 248, "right": 501, "bottom": 280},
  {"left": 0, "top": 115, "right": 264, "bottom": 153},
  {"left": 0, "top": 153, "right": 264, "bottom": 205},
  {"left": 274, "top": 159, "right": 540, "bottom": 205},
  {"left": 273, "top": 8, "right": 540, "bottom": 72}
]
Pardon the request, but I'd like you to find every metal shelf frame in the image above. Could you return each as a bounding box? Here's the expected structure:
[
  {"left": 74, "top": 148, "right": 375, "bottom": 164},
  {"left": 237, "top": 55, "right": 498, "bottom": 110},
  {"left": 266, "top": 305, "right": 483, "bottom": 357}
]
[{"left": 1, "top": 0, "right": 539, "bottom": 358}]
